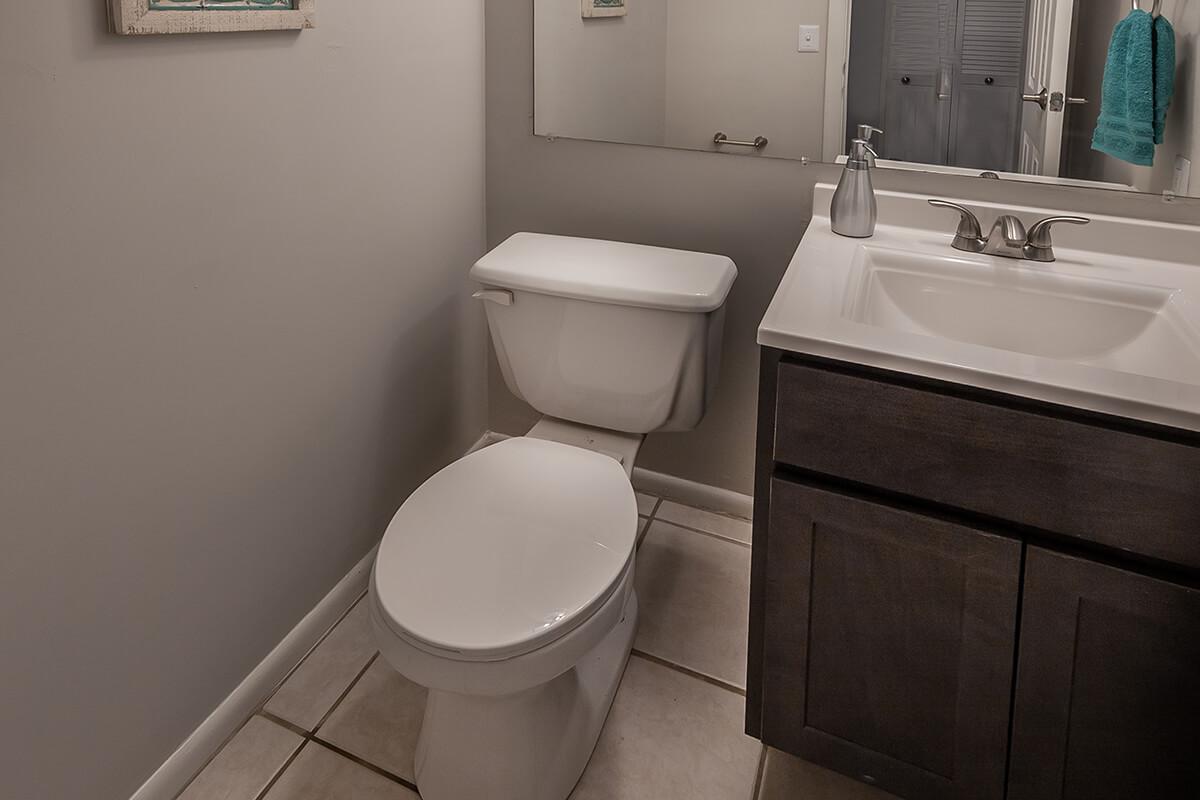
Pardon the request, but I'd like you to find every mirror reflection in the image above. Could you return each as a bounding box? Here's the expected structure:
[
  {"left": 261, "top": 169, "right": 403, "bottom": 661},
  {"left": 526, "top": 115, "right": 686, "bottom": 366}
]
[{"left": 534, "top": 0, "right": 1199, "bottom": 197}]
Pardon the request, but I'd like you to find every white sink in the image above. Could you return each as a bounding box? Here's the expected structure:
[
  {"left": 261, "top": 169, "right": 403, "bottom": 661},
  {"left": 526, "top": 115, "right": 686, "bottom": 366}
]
[
  {"left": 845, "top": 246, "right": 1200, "bottom": 385},
  {"left": 759, "top": 184, "right": 1200, "bottom": 431}
]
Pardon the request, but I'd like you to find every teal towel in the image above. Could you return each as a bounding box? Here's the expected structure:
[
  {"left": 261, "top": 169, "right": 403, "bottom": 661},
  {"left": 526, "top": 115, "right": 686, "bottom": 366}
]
[
  {"left": 1092, "top": 10, "right": 1176, "bottom": 167},
  {"left": 1153, "top": 15, "right": 1176, "bottom": 145}
]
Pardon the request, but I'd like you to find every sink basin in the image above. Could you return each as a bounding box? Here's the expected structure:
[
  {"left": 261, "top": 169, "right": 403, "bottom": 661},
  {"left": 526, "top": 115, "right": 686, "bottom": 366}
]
[
  {"left": 758, "top": 183, "right": 1200, "bottom": 432},
  {"left": 845, "top": 246, "right": 1200, "bottom": 386}
]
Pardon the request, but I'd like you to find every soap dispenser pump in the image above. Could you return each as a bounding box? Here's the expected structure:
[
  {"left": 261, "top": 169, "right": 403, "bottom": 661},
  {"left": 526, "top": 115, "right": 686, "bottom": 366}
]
[{"left": 831, "top": 126, "right": 882, "bottom": 238}]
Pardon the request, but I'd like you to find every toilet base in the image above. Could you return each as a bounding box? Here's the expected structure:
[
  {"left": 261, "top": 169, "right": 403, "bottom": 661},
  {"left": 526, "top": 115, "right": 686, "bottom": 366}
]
[{"left": 412, "top": 590, "right": 638, "bottom": 800}]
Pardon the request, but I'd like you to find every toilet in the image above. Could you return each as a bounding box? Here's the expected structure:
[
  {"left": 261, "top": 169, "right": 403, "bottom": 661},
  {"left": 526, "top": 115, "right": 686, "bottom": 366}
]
[{"left": 368, "top": 232, "right": 737, "bottom": 800}]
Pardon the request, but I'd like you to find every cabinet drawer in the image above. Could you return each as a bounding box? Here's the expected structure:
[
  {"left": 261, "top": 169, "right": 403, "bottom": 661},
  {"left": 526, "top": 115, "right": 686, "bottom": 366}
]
[{"left": 774, "top": 361, "right": 1200, "bottom": 569}]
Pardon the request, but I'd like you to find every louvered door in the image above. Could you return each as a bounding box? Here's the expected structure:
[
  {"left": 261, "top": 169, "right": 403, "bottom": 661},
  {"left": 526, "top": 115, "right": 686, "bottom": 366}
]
[
  {"left": 877, "top": 0, "right": 1027, "bottom": 169},
  {"left": 879, "top": 0, "right": 958, "bottom": 164},
  {"left": 948, "top": 0, "right": 1029, "bottom": 170}
]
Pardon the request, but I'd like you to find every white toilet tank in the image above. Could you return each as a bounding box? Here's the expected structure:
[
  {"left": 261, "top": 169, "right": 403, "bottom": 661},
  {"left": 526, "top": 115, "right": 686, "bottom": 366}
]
[{"left": 471, "top": 233, "right": 737, "bottom": 434}]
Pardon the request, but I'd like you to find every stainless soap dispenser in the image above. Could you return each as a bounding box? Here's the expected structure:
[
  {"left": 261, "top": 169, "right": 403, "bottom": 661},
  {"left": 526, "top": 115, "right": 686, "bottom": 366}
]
[{"left": 831, "top": 126, "right": 882, "bottom": 238}]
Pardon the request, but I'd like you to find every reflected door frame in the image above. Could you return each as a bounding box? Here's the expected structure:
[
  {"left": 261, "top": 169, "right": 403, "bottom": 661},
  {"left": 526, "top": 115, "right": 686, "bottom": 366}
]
[
  {"left": 822, "top": 0, "right": 854, "bottom": 162},
  {"left": 1019, "top": 0, "right": 1076, "bottom": 176}
]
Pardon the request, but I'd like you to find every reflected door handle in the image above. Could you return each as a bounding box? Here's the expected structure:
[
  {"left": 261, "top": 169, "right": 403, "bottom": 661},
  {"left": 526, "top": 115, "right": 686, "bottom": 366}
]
[
  {"left": 1023, "top": 89, "right": 1085, "bottom": 112},
  {"left": 1022, "top": 88, "right": 1049, "bottom": 110}
]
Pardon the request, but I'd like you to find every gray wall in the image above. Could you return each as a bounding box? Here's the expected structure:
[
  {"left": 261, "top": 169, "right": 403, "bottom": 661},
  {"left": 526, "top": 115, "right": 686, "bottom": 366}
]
[
  {"left": 663, "top": 0, "right": 830, "bottom": 159},
  {"left": 534, "top": 0, "right": 669, "bottom": 145},
  {"left": 0, "top": 3, "right": 486, "bottom": 799},
  {"left": 488, "top": 0, "right": 1200, "bottom": 496}
]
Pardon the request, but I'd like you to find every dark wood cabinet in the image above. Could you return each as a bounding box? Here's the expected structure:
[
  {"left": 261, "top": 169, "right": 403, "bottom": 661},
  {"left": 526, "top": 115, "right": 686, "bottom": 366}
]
[
  {"left": 762, "top": 479, "right": 1020, "bottom": 800},
  {"left": 749, "top": 349, "right": 1200, "bottom": 800},
  {"left": 1008, "top": 548, "right": 1200, "bottom": 800}
]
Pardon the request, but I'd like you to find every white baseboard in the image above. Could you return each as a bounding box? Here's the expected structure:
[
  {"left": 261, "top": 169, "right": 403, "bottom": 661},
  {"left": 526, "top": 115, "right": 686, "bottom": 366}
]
[
  {"left": 477, "top": 430, "right": 753, "bottom": 520},
  {"left": 129, "top": 546, "right": 378, "bottom": 800},
  {"left": 631, "top": 467, "right": 753, "bottom": 520}
]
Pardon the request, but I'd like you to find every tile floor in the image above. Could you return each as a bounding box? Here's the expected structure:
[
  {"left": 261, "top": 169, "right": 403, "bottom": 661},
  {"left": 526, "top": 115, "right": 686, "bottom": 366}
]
[{"left": 176, "top": 492, "right": 896, "bottom": 800}]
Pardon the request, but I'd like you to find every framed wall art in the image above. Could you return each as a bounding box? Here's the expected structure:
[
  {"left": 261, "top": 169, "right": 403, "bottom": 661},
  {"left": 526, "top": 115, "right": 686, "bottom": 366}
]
[
  {"left": 582, "top": 0, "right": 627, "bottom": 19},
  {"left": 109, "top": 0, "right": 316, "bottom": 36}
]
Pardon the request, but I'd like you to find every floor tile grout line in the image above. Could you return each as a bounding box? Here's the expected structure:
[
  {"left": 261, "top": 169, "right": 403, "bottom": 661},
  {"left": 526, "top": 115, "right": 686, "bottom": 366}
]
[
  {"left": 750, "top": 744, "right": 767, "bottom": 800},
  {"left": 260, "top": 589, "right": 370, "bottom": 715},
  {"left": 631, "top": 649, "right": 747, "bottom": 697},
  {"left": 647, "top": 517, "right": 753, "bottom": 549},
  {"left": 310, "top": 736, "right": 422, "bottom": 794},
  {"left": 252, "top": 710, "right": 422, "bottom": 796},
  {"left": 171, "top": 702, "right": 309, "bottom": 800},
  {"left": 252, "top": 737, "right": 310, "bottom": 800},
  {"left": 258, "top": 709, "right": 310, "bottom": 740},
  {"left": 312, "top": 651, "right": 381, "bottom": 735},
  {"left": 657, "top": 497, "right": 752, "bottom": 523}
]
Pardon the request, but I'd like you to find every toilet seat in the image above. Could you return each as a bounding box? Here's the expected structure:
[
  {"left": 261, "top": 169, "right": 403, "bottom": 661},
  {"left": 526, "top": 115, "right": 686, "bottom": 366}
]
[{"left": 372, "top": 437, "right": 638, "bottom": 663}]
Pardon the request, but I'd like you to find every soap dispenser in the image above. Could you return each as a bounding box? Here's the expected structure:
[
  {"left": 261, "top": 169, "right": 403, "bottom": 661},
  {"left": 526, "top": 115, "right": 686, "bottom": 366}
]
[{"left": 831, "top": 126, "right": 882, "bottom": 238}]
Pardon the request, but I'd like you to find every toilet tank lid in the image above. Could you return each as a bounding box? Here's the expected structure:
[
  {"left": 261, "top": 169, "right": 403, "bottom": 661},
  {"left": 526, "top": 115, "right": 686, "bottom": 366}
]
[{"left": 471, "top": 233, "right": 738, "bottom": 313}]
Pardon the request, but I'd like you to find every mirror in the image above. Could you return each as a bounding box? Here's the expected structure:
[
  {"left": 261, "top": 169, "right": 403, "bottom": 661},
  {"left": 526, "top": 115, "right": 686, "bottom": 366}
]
[{"left": 534, "top": 0, "right": 1199, "bottom": 197}]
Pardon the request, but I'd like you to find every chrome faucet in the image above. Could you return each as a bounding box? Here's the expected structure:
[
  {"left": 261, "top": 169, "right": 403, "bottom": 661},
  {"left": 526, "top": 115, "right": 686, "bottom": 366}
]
[{"left": 928, "top": 200, "right": 1090, "bottom": 263}]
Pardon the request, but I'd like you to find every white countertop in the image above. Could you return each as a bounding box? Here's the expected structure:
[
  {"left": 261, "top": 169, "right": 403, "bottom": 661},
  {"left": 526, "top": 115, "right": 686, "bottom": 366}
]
[{"left": 758, "top": 185, "right": 1200, "bottom": 432}]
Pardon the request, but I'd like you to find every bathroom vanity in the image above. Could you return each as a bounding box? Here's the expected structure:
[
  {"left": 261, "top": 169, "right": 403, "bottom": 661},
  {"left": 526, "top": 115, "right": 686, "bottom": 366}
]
[{"left": 748, "top": 187, "right": 1200, "bottom": 800}]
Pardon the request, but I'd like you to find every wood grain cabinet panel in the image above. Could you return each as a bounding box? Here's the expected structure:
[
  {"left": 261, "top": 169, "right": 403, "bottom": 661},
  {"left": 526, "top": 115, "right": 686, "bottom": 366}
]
[
  {"left": 1008, "top": 548, "right": 1200, "bottom": 800},
  {"left": 773, "top": 361, "right": 1200, "bottom": 569},
  {"left": 761, "top": 478, "right": 1020, "bottom": 800}
]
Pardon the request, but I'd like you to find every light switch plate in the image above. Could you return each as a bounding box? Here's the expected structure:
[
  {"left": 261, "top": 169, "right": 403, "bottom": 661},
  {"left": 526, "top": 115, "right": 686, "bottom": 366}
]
[
  {"left": 798, "top": 25, "right": 821, "bottom": 52},
  {"left": 1173, "top": 156, "right": 1192, "bottom": 197}
]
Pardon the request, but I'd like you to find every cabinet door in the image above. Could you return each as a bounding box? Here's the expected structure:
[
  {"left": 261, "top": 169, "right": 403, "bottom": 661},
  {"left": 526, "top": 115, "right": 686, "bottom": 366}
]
[
  {"left": 761, "top": 479, "right": 1020, "bottom": 800},
  {"left": 1008, "top": 548, "right": 1200, "bottom": 800}
]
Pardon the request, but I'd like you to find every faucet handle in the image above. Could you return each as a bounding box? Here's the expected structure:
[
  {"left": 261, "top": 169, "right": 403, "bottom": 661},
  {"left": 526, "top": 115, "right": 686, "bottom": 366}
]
[
  {"left": 1026, "top": 216, "right": 1091, "bottom": 248},
  {"left": 1025, "top": 216, "right": 1090, "bottom": 262},
  {"left": 928, "top": 200, "right": 984, "bottom": 251}
]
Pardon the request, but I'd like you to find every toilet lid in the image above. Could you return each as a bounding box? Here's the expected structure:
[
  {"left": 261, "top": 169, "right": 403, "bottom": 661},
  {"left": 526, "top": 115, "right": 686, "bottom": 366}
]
[{"left": 373, "top": 437, "right": 638, "bottom": 661}]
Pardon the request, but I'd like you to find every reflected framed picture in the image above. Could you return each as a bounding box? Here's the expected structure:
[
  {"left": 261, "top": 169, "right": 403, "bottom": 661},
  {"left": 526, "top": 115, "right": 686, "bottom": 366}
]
[
  {"left": 109, "top": 0, "right": 315, "bottom": 35},
  {"left": 582, "top": 0, "right": 626, "bottom": 18}
]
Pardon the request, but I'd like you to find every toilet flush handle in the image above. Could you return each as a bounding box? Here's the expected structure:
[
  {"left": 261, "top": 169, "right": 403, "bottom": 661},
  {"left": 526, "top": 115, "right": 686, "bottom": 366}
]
[{"left": 472, "top": 289, "right": 514, "bottom": 306}]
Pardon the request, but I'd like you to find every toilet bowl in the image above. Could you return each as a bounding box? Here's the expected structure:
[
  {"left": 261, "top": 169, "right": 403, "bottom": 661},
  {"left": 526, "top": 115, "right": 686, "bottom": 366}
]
[
  {"left": 370, "top": 436, "right": 640, "bottom": 800},
  {"left": 370, "top": 233, "right": 736, "bottom": 800}
]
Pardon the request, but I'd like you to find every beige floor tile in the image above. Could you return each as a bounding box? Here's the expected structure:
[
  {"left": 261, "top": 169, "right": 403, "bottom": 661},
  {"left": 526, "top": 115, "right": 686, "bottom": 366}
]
[
  {"left": 570, "top": 655, "right": 761, "bottom": 800},
  {"left": 634, "top": 521, "right": 750, "bottom": 687},
  {"left": 317, "top": 658, "right": 427, "bottom": 782},
  {"left": 263, "top": 742, "right": 418, "bottom": 800},
  {"left": 179, "top": 716, "right": 303, "bottom": 800},
  {"left": 265, "top": 598, "right": 377, "bottom": 731},
  {"left": 656, "top": 501, "right": 752, "bottom": 544},
  {"left": 636, "top": 492, "right": 659, "bottom": 517},
  {"left": 757, "top": 748, "right": 901, "bottom": 800}
]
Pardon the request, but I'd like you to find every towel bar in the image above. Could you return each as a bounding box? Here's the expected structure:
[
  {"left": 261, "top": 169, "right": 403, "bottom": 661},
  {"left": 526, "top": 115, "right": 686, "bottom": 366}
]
[
  {"left": 1131, "top": 0, "right": 1162, "bottom": 17},
  {"left": 713, "top": 132, "right": 769, "bottom": 150}
]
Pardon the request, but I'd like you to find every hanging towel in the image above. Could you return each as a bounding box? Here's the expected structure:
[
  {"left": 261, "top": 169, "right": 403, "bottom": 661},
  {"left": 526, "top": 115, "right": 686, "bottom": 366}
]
[{"left": 1092, "top": 9, "right": 1176, "bottom": 167}]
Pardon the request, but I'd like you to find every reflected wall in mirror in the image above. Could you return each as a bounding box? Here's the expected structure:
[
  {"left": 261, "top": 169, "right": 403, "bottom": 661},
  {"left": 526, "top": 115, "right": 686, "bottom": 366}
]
[{"left": 534, "top": 0, "right": 1200, "bottom": 197}]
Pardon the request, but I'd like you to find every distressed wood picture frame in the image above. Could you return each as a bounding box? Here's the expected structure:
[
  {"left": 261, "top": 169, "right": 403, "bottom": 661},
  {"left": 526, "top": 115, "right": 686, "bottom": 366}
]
[
  {"left": 109, "top": 0, "right": 316, "bottom": 36},
  {"left": 581, "top": 0, "right": 627, "bottom": 18}
]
